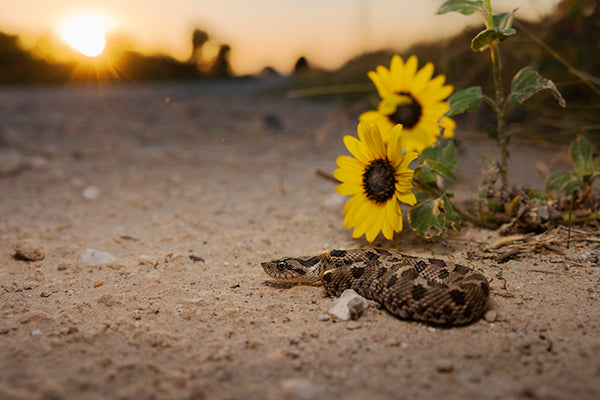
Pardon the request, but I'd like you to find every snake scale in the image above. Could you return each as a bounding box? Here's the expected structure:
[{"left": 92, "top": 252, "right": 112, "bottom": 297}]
[{"left": 261, "top": 248, "right": 489, "bottom": 325}]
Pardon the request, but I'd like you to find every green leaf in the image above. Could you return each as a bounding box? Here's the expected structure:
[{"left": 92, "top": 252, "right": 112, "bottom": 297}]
[
  {"left": 493, "top": 11, "right": 515, "bottom": 31},
  {"left": 446, "top": 86, "right": 482, "bottom": 116},
  {"left": 422, "top": 160, "right": 459, "bottom": 183},
  {"left": 420, "top": 139, "right": 457, "bottom": 169},
  {"left": 408, "top": 194, "right": 460, "bottom": 241},
  {"left": 507, "top": 66, "right": 566, "bottom": 107},
  {"left": 415, "top": 140, "right": 458, "bottom": 185},
  {"left": 437, "top": 0, "right": 483, "bottom": 16},
  {"left": 471, "top": 27, "right": 516, "bottom": 52},
  {"left": 545, "top": 171, "right": 581, "bottom": 195},
  {"left": 595, "top": 156, "right": 600, "bottom": 171},
  {"left": 570, "top": 136, "right": 594, "bottom": 179}
]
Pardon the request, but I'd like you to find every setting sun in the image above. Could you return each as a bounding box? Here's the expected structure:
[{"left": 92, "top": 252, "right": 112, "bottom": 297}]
[{"left": 59, "top": 13, "right": 109, "bottom": 57}]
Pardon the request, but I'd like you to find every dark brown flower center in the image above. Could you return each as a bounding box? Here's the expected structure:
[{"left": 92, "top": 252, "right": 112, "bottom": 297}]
[
  {"left": 389, "top": 92, "right": 422, "bottom": 128},
  {"left": 362, "top": 158, "right": 397, "bottom": 204}
]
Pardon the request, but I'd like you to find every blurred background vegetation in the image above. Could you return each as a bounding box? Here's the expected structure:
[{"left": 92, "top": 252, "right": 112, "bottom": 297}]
[{"left": 0, "top": 0, "right": 597, "bottom": 144}]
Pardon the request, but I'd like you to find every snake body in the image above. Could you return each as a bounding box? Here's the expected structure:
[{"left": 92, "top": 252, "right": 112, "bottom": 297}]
[{"left": 261, "top": 248, "right": 489, "bottom": 325}]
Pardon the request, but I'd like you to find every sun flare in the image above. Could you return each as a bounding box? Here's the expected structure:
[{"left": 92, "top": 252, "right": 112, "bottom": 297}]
[{"left": 59, "top": 13, "right": 110, "bottom": 57}]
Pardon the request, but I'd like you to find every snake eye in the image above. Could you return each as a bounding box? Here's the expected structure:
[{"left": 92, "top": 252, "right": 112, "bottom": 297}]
[{"left": 277, "top": 261, "right": 287, "bottom": 271}]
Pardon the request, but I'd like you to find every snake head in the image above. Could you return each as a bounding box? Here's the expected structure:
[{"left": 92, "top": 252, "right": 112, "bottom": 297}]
[{"left": 261, "top": 255, "right": 322, "bottom": 284}]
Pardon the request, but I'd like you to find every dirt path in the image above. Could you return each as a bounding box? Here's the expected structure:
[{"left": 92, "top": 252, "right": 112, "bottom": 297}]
[{"left": 1, "top": 81, "right": 599, "bottom": 400}]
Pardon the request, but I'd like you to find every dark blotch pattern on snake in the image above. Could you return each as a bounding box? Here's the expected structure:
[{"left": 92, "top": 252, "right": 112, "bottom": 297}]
[{"left": 261, "top": 248, "right": 489, "bottom": 326}]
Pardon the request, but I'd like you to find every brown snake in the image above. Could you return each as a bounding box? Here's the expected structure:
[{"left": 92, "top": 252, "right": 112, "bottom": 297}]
[{"left": 261, "top": 248, "right": 489, "bottom": 325}]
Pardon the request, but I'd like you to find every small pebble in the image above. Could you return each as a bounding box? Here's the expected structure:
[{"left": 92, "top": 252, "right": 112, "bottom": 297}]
[
  {"left": 385, "top": 338, "right": 402, "bottom": 346},
  {"left": 484, "top": 310, "right": 497, "bottom": 323},
  {"left": 138, "top": 255, "right": 158, "bottom": 266},
  {"left": 14, "top": 240, "right": 45, "bottom": 261},
  {"left": 435, "top": 359, "right": 454, "bottom": 373},
  {"left": 348, "top": 296, "right": 368, "bottom": 320},
  {"left": 346, "top": 321, "right": 363, "bottom": 330},
  {"left": 328, "top": 289, "right": 368, "bottom": 321},
  {"left": 82, "top": 186, "right": 100, "bottom": 200},
  {"left": 79, "top": 249, "right": 116, "bottom": 266}
]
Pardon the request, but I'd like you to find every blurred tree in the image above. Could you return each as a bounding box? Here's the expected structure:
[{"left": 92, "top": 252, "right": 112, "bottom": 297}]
[
  {"left": 293, "top": 56, "right": 309, "bottom": 75},
  {"left": 190, "top": 29, "right": 209, "bottom": 68},
  {"left": 0, "top": 31, "right": 69, "bottom": 83},
  {"left": 210, "top": 44, "right": 232, "bottom": 77}
]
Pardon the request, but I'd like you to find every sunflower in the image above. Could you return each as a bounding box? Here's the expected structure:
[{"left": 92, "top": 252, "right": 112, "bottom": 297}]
[
  {"left": 334, "top": 122, "right": 418, "bottom": 242},
  {"left": 359, "top": 54, "right": 456, "bottom": 153}
]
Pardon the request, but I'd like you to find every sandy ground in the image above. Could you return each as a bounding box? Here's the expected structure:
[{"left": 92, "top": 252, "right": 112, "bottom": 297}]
[{"left": 1, "top": 80, "right": 599, "bottom": 400}]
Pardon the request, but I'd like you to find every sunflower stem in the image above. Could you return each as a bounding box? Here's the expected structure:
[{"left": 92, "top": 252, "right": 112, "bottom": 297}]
[
  {"left": 484, "top": 0, "right": 509, "bottom": 190},
  {"left": 482, "top": 0, "right": 494, "bottom": 28}
]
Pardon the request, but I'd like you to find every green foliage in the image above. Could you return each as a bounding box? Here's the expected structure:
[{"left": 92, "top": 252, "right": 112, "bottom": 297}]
[
  {"left": 414, "top": 140, "right": 458, "bottom": 185},
  {"left": 437, "top": 0, "right": 483, "bottom": 16},
  {"left": 507, "top": 67, "right": 566, "bottom": 107},
  {"left": 471, "top": 26, "right": 516, "bottom": 52},
  {"left": 570, "top": 136, "right": 595, "bottom": 180},
  {"left": 546, "top": 136, "right": 599, "bottom": 195},
  {"left": 545, "top": 172, "right": 582, "bottom": 195},
  {"left": 408, "top": 194, "right": 460, "bottom": 241},
  {"left": 492, "top": 11, "right": 515, "bottom": 31},
  {"left": 410, "top": 140, "right": 461, "bottom": 240},
  {"left": 446, "top": 86, "right": 482, "bottom": 116}
]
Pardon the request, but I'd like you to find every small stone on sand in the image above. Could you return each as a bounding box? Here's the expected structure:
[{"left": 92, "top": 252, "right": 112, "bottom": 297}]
[
  {"left": 14, "top": 240, "right": 45, "bottom": 261},
  {"left": 328, "top": 289, "right": 368, "bottom": 321},
  {"left": 80, "top": 249, "right": 116, "bottom": 266}
]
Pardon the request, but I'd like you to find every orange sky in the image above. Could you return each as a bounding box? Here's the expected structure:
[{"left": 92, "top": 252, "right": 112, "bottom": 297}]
[{"left": 0, "top": 0, "right": 560, "bottom": 75}]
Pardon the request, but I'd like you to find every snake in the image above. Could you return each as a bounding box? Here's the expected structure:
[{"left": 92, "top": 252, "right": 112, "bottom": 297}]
[{"left": 261, "top": 248, "right": 489, "bottom": 325}]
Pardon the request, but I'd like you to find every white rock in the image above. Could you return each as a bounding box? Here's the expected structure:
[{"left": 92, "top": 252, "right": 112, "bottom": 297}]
[
  {"left": 79, "top": 249, "right": 116, "bottom": 266},
  {"left": 82, "top": 186, "right": 101, "bottom": 200},
  {"left": 435, "top": 358, "right": 454, "bottom": 373},
  {"left": 328, "top": 289, "right": 368, "bottom": 321}
]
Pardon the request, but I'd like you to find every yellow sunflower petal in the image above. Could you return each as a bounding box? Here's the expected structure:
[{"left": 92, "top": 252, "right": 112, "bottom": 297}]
[
  {"left": 367, "top": 71, "right": 391, "bottom": 98},
  {"left": 396, "top": 191, "right": 417, "bottom": 206},
  {"left": 343, "top": 195, "right": 363, "bottom": 228},
  {"left": 336, "top": 155, "right": 364, "bottom": 174},
  {"left": 385, "top": 199, "right": 401, "bottom": 231},
  {"left": 402, "top": 55, "right": 419, "bottom": 89},
  {"left": 365, "top": 207, "right": 385, "bottom": 242},
  {"left": 381, "top": 217, "right": 394, "bottom": 240},
  {"left": 400, "top": 128, "right": 436, "bottom": 154},
  {"left": 353, "top": 203, "right": 378, "bottom": 239},
  {"left": 411, "top": 62, "right": 434, "bottom": 95},
  {"left": 440, "top": 116, "right": 456, "bottom": 138},
  {"left": 358, "top": 123, "right": 385, "bottom": 159},
  {"left": 336, "top": 181, "right": 362, "bottom": 196},
  {"left": 334, "top": 168, "right": 361, "bottom": 185},
  {"left": 359, "top": 110, "right": 385, "bottom": 124},
  {"left": 398, "top": 151, "right": 419, "bottom": 170},
  {"left": 387, "top": 124, "right": 405, "bottom": 165},
  {"left": 389, "top": 55, "right": 405, "bottom": 89},
  {"left": 343, "top": 135, "right": 371, "bottom": 164}
]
